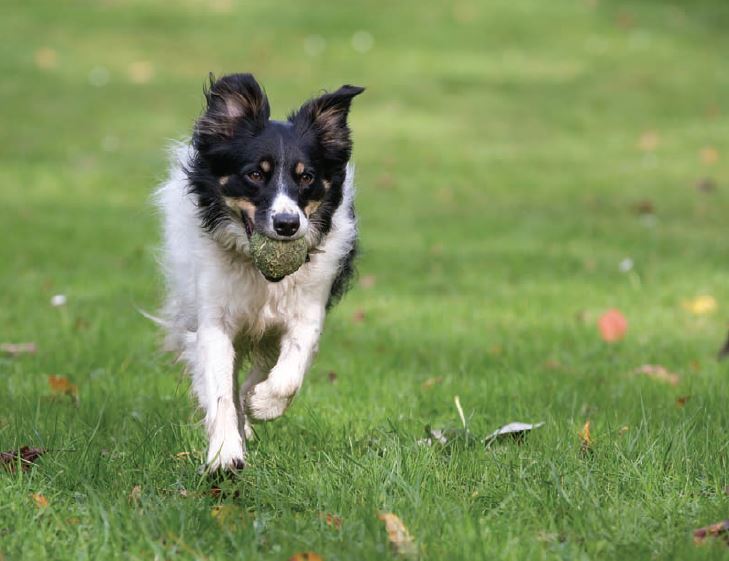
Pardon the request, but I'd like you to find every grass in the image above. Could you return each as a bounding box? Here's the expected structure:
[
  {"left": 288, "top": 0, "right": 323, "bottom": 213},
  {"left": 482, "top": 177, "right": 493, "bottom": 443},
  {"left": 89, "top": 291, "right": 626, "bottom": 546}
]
[{"left": 1, "top": 0, "right": 729, "bottom": 559}]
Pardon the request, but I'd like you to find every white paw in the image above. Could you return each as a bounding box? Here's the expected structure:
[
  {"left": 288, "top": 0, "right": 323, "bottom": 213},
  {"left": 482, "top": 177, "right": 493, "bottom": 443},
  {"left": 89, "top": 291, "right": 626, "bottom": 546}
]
[
  {"left": 242, "top": 415, "right": 255, "bottom": 440},
  {"left": 206, "top": 432, "right": 245, "bottom": 472},
  {"left": 245, "top": 380, "right": 296, "bottom": 421}
]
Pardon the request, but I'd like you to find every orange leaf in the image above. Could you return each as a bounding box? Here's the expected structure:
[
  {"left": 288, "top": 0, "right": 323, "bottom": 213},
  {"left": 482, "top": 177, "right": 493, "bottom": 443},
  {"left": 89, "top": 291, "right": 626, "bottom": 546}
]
[
  {"left": 634, "top": 364, "right": 680, "bottom": 386},
  {"left": 598, "top": 309, "right": 627, "bottom": 342},
  {"left": 579, "top": 420, "right": 591, "bottom": 451},
  {"left": 378, "top": 512, "right": 417, "bottom": 558},
  {"left": 32, "top": 493, "right": 49, "bottom": 508},
  {"left": 319, "top": 512, "right": 343, "bottom": 529},
  {"left": 48, "top": 375, "right": 78, "bottom": 398},
  {"left": 289, "top": 554, "right": 324, "bottom": 561}
]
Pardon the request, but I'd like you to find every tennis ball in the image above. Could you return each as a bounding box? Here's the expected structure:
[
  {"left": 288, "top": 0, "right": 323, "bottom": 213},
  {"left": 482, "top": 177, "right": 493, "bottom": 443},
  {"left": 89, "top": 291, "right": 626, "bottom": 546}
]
[{"left": 249, "top": 232, "right": 308, "bottom": 281}]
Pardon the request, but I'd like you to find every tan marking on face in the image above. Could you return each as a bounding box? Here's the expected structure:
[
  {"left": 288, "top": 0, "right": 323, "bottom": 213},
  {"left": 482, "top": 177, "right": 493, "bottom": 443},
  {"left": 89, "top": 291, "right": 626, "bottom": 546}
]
[
  {"left": 219, "top": 176, "right": 229, "bottom": 185},
  {"left": 322, "top": 179, "right": 332, "bottom": 190},
  {"left": 223, "top": 196, "right": 257, "bottom": 223},
  {"left": 295, "top": 162, "right": 305, "bottom": 175},
  {"left": 304, "top": 199, "right": 322, "bottom": 217},
  {"left": 260, "top": 160, "right": 271, "bottom": 173}
]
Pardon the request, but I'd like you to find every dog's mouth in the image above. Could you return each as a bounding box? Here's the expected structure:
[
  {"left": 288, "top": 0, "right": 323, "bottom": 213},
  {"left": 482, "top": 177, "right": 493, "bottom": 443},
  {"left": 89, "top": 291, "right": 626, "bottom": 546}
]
[{"left": 241, "top": 212, "right": 254, "bottom": 238}]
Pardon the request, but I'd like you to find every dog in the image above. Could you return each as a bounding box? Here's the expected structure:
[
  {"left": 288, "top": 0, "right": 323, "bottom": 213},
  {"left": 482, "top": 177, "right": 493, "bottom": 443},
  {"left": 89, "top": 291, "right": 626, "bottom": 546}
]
[{"left": 154, "top": 73, "right": 364, "bottom": 471}]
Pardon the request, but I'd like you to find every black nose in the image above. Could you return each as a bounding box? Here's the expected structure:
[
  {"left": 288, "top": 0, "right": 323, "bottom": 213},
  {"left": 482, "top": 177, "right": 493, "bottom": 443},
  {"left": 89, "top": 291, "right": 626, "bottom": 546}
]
[{"left": 272, "top": 213, "right": 300, "bottom": 237}]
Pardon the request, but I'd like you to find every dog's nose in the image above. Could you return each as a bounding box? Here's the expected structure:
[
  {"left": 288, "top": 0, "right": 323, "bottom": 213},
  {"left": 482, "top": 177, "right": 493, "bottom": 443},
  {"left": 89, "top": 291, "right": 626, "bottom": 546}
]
[{"left": 272, "top": 213, "right": 300, "bottom": 237}]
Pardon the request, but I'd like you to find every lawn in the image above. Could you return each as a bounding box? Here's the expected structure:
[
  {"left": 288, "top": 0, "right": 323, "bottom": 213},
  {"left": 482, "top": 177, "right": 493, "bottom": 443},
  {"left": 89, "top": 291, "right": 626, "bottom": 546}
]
[{"left": 1, "top": 0, "right": 729, "bottom": 559}]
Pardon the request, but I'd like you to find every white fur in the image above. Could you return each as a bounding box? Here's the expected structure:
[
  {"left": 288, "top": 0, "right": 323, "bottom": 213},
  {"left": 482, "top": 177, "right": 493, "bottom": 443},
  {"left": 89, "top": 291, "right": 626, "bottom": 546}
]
[{"left": 155, "top": 143, "right": 357, "bottom": 470}]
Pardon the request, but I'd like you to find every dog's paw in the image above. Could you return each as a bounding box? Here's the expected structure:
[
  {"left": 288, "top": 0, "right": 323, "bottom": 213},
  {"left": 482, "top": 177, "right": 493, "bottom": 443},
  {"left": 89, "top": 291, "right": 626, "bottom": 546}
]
[
  {"left": 205, "top": 434, "right": 245, "bottom": 472},
  {"left": 242, "top": 415, "right": 256, "bottom": 440},
  {"left": 245, "top": 380, "right": 295, "bottom": 421}
]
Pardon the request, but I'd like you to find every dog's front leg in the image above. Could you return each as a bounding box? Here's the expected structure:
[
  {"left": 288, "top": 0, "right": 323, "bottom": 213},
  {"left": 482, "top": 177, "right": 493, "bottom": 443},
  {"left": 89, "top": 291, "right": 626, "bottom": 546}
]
[
  {"left": 193, "top": 324, "right": 245, "bottom": 471},
  {"left": 245, "top": 307, "right": 324, "bottom": 421}
]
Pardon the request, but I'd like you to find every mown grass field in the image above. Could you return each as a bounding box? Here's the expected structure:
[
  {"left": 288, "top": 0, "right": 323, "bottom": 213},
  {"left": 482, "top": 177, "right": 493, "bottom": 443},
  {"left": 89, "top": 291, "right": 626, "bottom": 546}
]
[{"left": 1, "top": 0, "right": 729, "bottom": 559}]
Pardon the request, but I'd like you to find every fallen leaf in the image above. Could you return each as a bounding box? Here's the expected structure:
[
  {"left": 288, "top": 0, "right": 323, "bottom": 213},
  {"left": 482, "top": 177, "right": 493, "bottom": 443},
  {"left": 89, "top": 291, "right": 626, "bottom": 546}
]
[
  {"left": 421, "top": 376, "right": 443, "bottom": 389},
  {"left": 618, "top": 425, "right": 629, "bottom": 435},
  {"left": 31, "top": 493, "right": 49, "bottom": 509},
  {"left": 0, "top": 446, "right": 46, "bottom": 472},
  {"left": 289, "top": 554, "right": 324, "bottom": 561},
  {"left": 128, "top": 485, "right": 142, "bottom": 505},
  {"left": 48, "top": 375, "right": 78, "bottom": 401},
  {"left": 327, "top": 370, "right": 338, "bottom": 383},
  {"left": 700, "top": 146, "right": 719, "bottom": 165},
  {"left": 631, "top": 199, "right": 655, "bottom": 215},
  {"left": 359, "top": 274, "right": 376, "bottom": 289},
  {"left": 351, "top": 309, "right": 366, "bottom": 324},
  {"left": 676, "top": 395, "right": 691, "bottom": 407},
  {"left": 682, "top": 295, "right": 717, "bottom": 316},
  {"left": 598, "top": 309, "right": 628, "bottom": 342},
  {"left": 485, "top": 421, "right": 544, "bottom": 446},
  {"left": 634, "top": 364, "right": 680, "bottom": 386},
  {"left": 34, "top": 47, "right": 58, "bottom": 69},
  {"left": 127, "top": 60, "right": 155, "bottom": 84},
  {"left": 319, "top": 512, "right": 343, "bottom": 529},
  {"left": 378, "top": 512, "right": 417, "bottom": 558},
  {"left": 719, "top": 330, "right": 729, "bottom": 361},
  {"left": 637, "top": 131, "right": 659, "bottom": 151},
  {"left": 0, "top": 342, "right": 37, "bottom": 356},
  {"left": 693, "top": 520, "right": 729, "bottom": 546},
  {"left": 579, "top": 420, "right": 592, "bottom": 451},
  {"left": 695, "top": 177, "right": 717, "bottom": 193}
]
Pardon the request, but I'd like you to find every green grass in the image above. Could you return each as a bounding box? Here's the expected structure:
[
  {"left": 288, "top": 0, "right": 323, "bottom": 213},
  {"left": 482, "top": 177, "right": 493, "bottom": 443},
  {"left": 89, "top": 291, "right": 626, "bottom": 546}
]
[{"left": 2, "top": 0, "right": 729, "bottom": 559}]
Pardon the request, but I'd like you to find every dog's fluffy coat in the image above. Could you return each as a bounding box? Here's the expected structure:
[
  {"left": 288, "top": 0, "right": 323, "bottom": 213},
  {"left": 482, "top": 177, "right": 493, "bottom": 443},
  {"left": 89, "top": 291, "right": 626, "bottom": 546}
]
[{"left": 155, "top": 74, "right": 363, "bottom": 470}]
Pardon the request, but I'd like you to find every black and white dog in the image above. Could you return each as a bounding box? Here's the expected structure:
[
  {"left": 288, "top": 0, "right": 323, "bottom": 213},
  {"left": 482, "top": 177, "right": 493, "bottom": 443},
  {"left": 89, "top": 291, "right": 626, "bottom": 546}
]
[{"left": 155, "top": 74, "right": 364, "bottom": 471}]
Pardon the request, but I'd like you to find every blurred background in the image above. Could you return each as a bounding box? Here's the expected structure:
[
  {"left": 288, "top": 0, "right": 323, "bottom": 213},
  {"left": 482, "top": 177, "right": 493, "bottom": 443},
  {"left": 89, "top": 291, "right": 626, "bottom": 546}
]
[{"left": 2, "top": 0, "right": 729, "bottom": 558}]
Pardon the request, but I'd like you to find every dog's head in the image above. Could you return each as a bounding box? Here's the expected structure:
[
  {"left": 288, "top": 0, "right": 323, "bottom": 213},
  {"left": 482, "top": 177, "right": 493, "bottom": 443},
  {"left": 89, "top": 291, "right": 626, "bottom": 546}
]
[{"left": 187, "top": 73, "right": 364, "bottom": 250}]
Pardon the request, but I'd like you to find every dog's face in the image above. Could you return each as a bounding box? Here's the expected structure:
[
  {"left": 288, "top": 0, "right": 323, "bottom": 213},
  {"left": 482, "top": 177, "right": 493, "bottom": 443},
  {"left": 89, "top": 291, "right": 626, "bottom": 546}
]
[{"left": 187, "top": 74, "right": 364, "bottom": 248}]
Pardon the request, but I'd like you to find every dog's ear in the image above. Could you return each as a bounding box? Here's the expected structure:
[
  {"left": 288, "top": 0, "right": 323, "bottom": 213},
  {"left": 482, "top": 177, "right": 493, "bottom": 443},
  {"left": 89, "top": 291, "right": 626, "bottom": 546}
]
[
  {"left": 290, "top": 85, "right": 365, "bottom": 165},
  {"left": 194, "top": 73, "right": 270, "bottom": 153}
]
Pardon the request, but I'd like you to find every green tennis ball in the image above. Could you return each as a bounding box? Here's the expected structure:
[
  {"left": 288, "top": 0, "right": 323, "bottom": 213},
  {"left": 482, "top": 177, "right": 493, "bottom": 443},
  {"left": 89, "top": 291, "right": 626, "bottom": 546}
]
[{"left": 249, "top": 232, "right": 308, "bottom": 281}]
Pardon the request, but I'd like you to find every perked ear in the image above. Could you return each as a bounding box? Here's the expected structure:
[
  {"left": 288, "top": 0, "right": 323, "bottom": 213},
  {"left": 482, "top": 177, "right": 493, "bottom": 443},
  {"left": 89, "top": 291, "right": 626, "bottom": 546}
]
[
  {"left": 194, "top": 73, "right": 270, "bottom": 152},
  {"left": 290, "top": 85, "right": 365, "bottom": 165}
]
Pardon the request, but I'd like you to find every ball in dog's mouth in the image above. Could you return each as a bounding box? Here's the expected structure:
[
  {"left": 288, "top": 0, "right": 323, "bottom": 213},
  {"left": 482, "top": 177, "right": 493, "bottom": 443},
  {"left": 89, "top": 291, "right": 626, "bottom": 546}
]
[{"left": 249, "top": 231, "right": 308, "bottom": 282}]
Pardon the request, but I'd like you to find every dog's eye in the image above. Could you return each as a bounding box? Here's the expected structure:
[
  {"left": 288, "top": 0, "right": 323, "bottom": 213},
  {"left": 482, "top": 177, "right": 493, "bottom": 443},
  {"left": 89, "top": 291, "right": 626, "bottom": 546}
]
[
  {"left": 300, "top": 172, "right": 315, "bottom": 186},
  {"left": 246, "top": 170, "right": 263, "bottom": 183}
]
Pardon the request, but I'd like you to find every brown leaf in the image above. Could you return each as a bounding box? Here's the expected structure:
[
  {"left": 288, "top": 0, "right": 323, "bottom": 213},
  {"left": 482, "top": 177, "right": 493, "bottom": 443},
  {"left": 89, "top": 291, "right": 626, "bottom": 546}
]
[
  {"left": 693, "top": 520, "right": 729, "bottom": 546},
  {"left": 634, "top": 364, "right": 680, "bottom": 386},
  {"left": 289, "top": 554, "right": 324, "bottom": 561},
  {"left": 0, "top": 446, "right": 46, "bottom": 472},
  {"left": 378, "top": 512, "right": 417, "bottom": 558},
  {"left": 128, "top": 485, "right": 142, "bottom": 505},
  {"left": 695, "top": 177, "right": 717, "bottom": 193},
  {"left": 351, "top": 309, "right": 366, "bottom": 324},
  {"left": 598, "top": 309, "right": 628, "bottom": 342},
  {"left": 327, "top": 370, "right": 338, "bottom": 384},
  {"left": 631, "top": 199, "right": 655, "bottom": 215},
  {"left": 48, "top": 375, "right": 78, "bottom": 401},
  {"left": 421, "top": 376, "right": 443, "bottom": 390},
  {"left": 579, "top": 420, "right": 592, "bottom": 451},
  {"left": 718, "top": 330, "right": 729, "bottom": 361},
  {"left": 0, "top": 342, "right": 37, "bottom": 356},
  {"left": 676, "top": 395, "right": 691, "bottom": 407},
  {"left": 31, "top": 493, "right": 49, "bottom": 509},
  {"left": 319, "top": 512, "right": 343, "bottom": 529}
]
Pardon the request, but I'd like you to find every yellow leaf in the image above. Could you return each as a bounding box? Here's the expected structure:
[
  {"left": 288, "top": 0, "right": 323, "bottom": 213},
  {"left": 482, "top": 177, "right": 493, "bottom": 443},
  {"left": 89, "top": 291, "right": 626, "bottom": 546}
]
[
  {"left": 700, "top": 146, "right": 719, "bottom": 165},
  {"left": 682, "top": 295, "right": 717, "bottom": 316},
  {"left": 378, "top": 512, "right": 417, "bottom": 558},
  {"left": 31, "top": 493, "right": 49, "bottom": 508}
]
